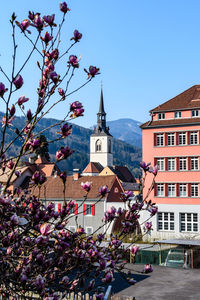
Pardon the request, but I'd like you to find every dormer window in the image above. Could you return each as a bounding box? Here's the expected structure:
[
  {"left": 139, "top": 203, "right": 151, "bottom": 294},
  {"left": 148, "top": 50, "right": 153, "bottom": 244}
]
[
  {"left": 192, "top": 110, "right": 199, "bottom": 117},
  {"left": 158, "top": 113, "right": 165, "bottom": 120},
  {"left": 174, "top": 111, "right": 181, "bottom": 118}
]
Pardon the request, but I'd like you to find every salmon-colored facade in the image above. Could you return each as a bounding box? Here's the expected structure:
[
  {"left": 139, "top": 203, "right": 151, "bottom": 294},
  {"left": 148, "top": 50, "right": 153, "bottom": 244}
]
[{"left": 141, "top": 85, "right": 200, "bottom": 240}]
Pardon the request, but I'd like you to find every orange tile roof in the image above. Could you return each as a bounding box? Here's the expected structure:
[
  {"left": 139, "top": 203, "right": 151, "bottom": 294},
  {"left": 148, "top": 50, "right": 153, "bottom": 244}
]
[
  {"left": 151, "top": 85, "right": 200, "bottom": 113},
  {"left": 0, "top": 166, "right": 31, "bottom": 184},
  {"left": 30, "top": 175, "right": 121, "bottom": 201},
  {"left": 82, "top": 162, "right": 103, "bottom": 173}
]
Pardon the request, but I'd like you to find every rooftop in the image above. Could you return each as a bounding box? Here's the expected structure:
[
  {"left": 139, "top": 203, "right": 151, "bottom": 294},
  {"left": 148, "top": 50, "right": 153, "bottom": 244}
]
[{"left": 151, "top": 85, "right": 200, "bottom": 113}]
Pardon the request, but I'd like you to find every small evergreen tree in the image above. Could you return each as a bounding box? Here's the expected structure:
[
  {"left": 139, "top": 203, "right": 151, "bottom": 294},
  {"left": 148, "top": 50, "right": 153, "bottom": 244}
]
[{"left": 35, "top": 135, "right": 50, "bottom": 162}]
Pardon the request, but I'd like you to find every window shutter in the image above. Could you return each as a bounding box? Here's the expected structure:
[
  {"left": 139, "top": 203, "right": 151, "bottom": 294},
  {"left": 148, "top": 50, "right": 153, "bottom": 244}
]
[
  {"left": 165, "top": 133, "right": 168, "bottom": 146},
  {"left": 58, "top": 203, "right": 61, "bottom": 213},
  {"left": 165, "top": 158, "right": 168, "bottom": 171},
  {"left": 154, "top": 158, "right": 157, "bottom": 166},
  {"left": 176, "top": 132, "right": 179, "bottom": 145},
  {"left": 154, "top": 133, "right": 157, "bottom": 146},
  {"left": 187, "top": 132, "right": 190, "bottom": 145},
  {"left": 188, "top": 157, "right": 191, "bottom": 170},
  {"left": 92, "top": 204, "right": 95, "bottom": 216},
  {"left": 176, "top": 157, "right": 179, "bottom": 171},
  {"left": 154, "top": 183, "right": 157, "bottom": 196},
  {"left": 74, "top": 204, "right": 78, "bottom": 215},
  {"left": 84, "top": 204, "right": 87, "bottom": 215},
  {"left": 188, "top": 183, "right": 191, "bottom": 197},
  {"left": 165, "top": 183, "right": 168, "bottom": 197},
  {"left": 176, "top": 183, "right": 179, "bottom": 197}
]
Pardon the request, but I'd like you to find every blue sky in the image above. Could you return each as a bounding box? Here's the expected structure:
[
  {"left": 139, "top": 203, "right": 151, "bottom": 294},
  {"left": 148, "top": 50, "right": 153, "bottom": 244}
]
[{"left": 1, "top": 0, "right": 200, "bottom": 128}]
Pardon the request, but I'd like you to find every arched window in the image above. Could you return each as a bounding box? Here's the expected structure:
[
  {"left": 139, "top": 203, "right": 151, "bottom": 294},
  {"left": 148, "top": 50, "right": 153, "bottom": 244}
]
[
  {"left": 108, "top": 139, "right": 112, "bottom": 153},
  {"left": 96, "top": 139, "right": 102, "bottom": 152}
]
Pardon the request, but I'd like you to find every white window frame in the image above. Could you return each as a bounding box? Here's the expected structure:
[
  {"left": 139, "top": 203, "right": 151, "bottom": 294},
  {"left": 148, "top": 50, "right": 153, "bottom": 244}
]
[
  {"left": 190, "top": 132, "right": 198, "bottom": 145},
  {"left": 179, "top": 132, "right": 186, "bottom": 145},
  {"left": 157, "top": 212, "right": 175, "bottom": 231},
  {"left": 157, "top": 184, "right": 164, "bottom": 197},
  {"left": 191, "top": 157, "right": 198, "bottom": 170},
  {"left": 191, "top": 110, "right": 199, "bottom": 117},
  {"left": 156, "top": 134, "right": 164, "bottom": 146},
  {"left": 86, "top": 227, "right": 93, "bottom": 235},
  {"left": 175, "top": 111, "right": 181, "bottom": 118},
  {"left": 191, "top": 184, "right": 198, "bottom": 197},
  {"left": 168, "top": 184, "right": 176, "bottom": 197},
  {"left": 179, "top": 184, "right": 187, "bottom": 197},
  {"left": 180, "top": 213, "right": 198, "bottom": 232},
  {"left": 168, "top": 158, "right": 176, "bottom": 171},
  {"left": 157, "top": 158, "right": 164, "bottom": 171},
  {"left": 158, "top": 113, "right": 165, "bottom": 120},
  {"left": 179, "top": 157, "right": 187, "bottom": 170},
  {"left": 167, "top": 133, "right": 175, "bottom": 146}
]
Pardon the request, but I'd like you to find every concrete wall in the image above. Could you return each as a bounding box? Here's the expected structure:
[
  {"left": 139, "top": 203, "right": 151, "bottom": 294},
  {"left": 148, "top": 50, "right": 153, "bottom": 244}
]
[{"left": 140, "top": 203, "right": 200, "bottom": 241}]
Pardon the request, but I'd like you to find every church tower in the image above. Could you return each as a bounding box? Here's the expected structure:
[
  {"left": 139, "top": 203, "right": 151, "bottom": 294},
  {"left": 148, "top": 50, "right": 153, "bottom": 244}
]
[{"left": 90, "top": 88, "right": 113, "bottom": 167}]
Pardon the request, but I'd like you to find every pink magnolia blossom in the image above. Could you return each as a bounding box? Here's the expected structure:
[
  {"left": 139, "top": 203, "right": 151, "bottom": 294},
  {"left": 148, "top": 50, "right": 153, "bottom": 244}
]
[
  {"left": 71, "top": 30, "right": 82, "bottom": 42},
  {"left": 0, "top": 82, "right": 8, "bottom": 97},
  {"left": 60, "top": 2, "right": 70, "bottom": 13},
  {"left": 81, "top": 181, "right": 92, "bottom": 192},
  {"left": 17, "top": 95, "right": 29, "bottom": 106},
  {"left": 98, "top": 185, "right": 109, "bottom": 197},
  {"left": 13, "top": 75, "right": 24, "bottom": 89},
  {"left": 40, "top": 223, "right": 52, "bottom": 236},
  {"left": 84, "top": 66, "right": 100, "bottom": 78},
  {"left": 130, "top": 245, "right": 139, "bottom": 255}
]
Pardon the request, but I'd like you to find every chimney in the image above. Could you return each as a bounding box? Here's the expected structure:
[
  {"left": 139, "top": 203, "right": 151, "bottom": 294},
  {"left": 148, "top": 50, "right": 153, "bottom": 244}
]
[{"left": 73, "top": 168, "right": 80, "bottom": 180}]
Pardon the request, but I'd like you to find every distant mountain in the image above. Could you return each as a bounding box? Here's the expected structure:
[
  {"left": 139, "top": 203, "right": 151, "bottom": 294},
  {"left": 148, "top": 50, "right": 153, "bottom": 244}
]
[
  {"left": 93, "top": 118, "right": 142, "bottom": 148},
  {"left": 0, "top": 113, "right": 142, "bottom": 177}
]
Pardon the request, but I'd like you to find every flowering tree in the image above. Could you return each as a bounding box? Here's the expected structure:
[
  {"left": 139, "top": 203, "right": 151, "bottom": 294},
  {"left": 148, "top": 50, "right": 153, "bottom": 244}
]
[{"left": 0, "top": 2, "right": 158, "bottom": 299}]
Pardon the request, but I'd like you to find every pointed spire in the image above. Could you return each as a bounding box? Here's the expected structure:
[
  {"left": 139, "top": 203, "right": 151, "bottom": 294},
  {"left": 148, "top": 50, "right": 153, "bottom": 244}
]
[{"left": 98, "top": 86, "right": 105, "bottom": 114}]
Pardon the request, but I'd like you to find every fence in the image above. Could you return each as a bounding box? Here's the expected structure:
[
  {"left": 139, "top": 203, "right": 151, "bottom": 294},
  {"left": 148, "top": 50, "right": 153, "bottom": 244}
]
[{"left": 0, "top": 285, "right": 112, "bottom": 300}]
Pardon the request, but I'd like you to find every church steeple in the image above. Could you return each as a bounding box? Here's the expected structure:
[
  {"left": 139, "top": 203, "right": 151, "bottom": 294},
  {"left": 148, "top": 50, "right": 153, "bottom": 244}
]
[
  {"left": 90, "top": 87, "right": 113, "bottom": 167},
  {"left": 97, "top": 87, "right": 107, "bottom": 131}
]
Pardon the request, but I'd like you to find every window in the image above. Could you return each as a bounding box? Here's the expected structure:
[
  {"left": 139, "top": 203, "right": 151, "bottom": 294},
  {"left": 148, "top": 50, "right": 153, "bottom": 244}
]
[
  {"left": 156, "top": 134, "right": 164, "bottom": 146},
  {"left": 158, "top": 212, "right": 175, "bottom": 231},
  {"left": 85, "top": 204, "right": 92, "bottom": 215},
  {"left": 86, "top": 227, "right": 93, "bottom": 235},
  {"left": 167, "top": 133, "right": 175, "bottom": 146},
  {"left": 178, "top": 132, "right": 186, "bottom": 145},
  {"left": 157, "top": 184, "right": 164, "bottom": 197},
  {"left": 179, "top": 184, "right": 187, "bottom": 197},
  {"left": 191, "top": 184, "right": 198, "bottom": 197},
  {"left": 179, "top": 157, "right": 187, "bottom": 170},
  {"left": 158, "top": 113, "right": 165, "bottom": 120},
  {"left": 191, "top": 157, "right": 198, "bottom": 170},
  {"left": 175, "top": 111, "right": 181, "bottom": 118},
  {"left": 168, "top": 158, "right": 176, "bottom": 171},
  {"left": 157, "top": 158, "right": 164, "bottom": 171},
  {"left": 190, "top": 132, "right": 198, "bottom": 145},
  {"left": 69, "top": 226, "right": 76, "bottom": 233},
  {"left": 96, "top": 139, "right": 102, "bottom": 152},
  {"left": 168, "top": 184, "right": 175, "bottom": 197},
  {"left": 192, "top": 110, "right": 199, "bottom": 117},
  {"left": 180, "top": 213, "right": 198, "bottom": 232}
]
